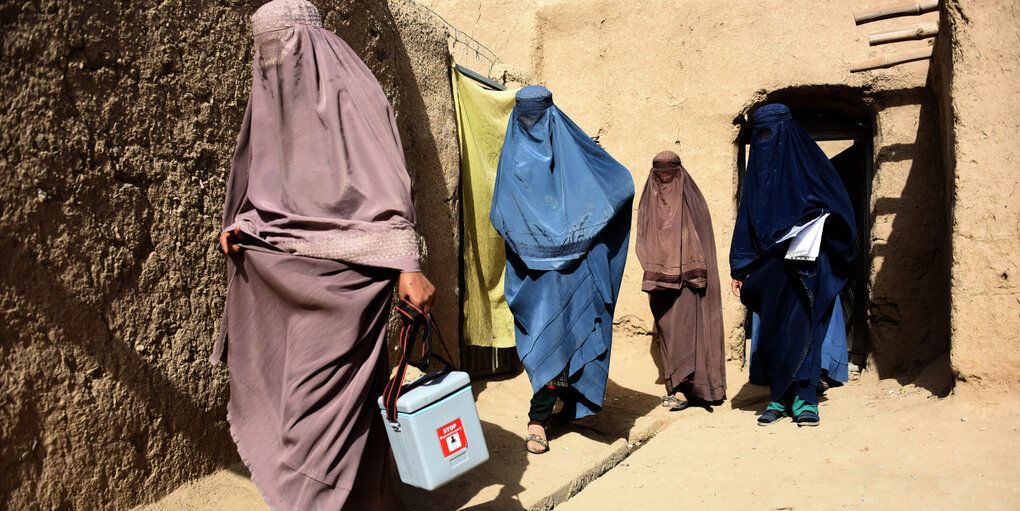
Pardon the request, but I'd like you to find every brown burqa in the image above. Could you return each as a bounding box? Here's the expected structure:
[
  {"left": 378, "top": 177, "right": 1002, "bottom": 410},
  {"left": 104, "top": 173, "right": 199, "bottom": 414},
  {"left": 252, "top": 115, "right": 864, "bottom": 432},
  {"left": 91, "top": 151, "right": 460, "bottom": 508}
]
[
  {"left": 211, "top": 1, "right": 417, "bottom": 509},
  {"left": 636, "top": 151, "right": 726, "bottom": 402}
]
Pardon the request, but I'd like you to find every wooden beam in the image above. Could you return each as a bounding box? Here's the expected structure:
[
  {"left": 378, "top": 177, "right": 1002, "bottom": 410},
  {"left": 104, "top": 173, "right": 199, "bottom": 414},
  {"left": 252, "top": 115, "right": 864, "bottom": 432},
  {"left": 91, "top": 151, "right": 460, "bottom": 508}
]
[
  {"left": 850, "top": 47, "right": 933, "bottom": 72},
  {"left": 869, "top": 22, "right": 939, "bottom": 45},
  {"left": 854, "top": 0, "right": 939, "bottom": 25}
]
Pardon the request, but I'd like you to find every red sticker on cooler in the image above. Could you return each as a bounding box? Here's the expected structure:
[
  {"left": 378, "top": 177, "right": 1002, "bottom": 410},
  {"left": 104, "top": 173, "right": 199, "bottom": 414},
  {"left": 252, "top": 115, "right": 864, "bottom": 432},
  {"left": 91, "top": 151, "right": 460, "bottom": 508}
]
[{"left": 437, "top": 418, "right": 468, "bottom": 458}]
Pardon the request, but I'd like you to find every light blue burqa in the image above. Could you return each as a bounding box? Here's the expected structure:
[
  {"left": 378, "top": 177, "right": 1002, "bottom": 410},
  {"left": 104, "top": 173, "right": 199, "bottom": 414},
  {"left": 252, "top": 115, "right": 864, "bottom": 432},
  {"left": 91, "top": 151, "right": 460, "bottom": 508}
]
[{"left": 490, "top": 86, "right": 634, "bottom": 419}]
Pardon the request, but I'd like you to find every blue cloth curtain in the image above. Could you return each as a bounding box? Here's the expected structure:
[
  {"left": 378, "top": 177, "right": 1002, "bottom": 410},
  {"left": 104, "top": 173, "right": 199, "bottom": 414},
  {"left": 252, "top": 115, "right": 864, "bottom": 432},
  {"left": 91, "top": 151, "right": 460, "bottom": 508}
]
[{"left": 491, "top": 86, "right": 634, "bottom": 419}]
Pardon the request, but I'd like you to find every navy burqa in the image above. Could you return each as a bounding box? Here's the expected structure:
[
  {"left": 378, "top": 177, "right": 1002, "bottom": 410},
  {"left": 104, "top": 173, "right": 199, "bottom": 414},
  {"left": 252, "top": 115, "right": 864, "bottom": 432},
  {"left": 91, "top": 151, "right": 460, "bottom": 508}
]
[
  {"left": 730, "top": 103, "right": 855, "bottom": 404},
  {"left": 490, "top": 85, "right": 634, "bottom": 419}
]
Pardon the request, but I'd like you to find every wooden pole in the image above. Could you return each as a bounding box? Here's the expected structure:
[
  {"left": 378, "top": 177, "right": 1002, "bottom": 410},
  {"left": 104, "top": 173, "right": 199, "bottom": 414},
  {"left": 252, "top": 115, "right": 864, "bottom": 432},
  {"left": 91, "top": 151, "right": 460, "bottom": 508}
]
[
  {"left": 854, "top": 0, "right": 939, "bottom": 25},
  {"left": 850, "top": 47, "right": 933, "bottom": 72},
  {"left": 869, "top": 22, "right": 939, "bottom": 45}
]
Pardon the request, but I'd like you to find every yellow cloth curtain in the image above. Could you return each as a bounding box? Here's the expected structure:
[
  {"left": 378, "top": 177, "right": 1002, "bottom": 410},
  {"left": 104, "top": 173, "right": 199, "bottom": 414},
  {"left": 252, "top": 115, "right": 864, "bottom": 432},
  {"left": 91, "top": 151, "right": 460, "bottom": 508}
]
[{"left": 452, "top": 64, "right": 518, "bottom": 348}]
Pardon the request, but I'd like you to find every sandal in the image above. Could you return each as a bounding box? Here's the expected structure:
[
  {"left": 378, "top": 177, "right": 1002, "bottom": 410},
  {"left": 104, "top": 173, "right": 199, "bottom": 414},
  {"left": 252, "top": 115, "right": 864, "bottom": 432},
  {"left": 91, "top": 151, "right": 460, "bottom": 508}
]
[
  {"left": 795, "top": 410, "right": 820, "bottom": 427},
  {"left": 661, "top": 395, "right": 688, "bottom": 411},
  {"left": 757, "top": 409, "right": 783, "bottom": 426},
  {"left": 525, "top": 420, "right": 549, "bottom": 454}
]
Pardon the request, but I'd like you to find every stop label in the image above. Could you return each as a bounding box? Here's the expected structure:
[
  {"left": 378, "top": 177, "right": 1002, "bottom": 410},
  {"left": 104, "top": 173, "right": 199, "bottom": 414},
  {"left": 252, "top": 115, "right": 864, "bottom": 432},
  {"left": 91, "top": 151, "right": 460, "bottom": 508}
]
[{"left": 437, "top": 418, "right": 467, "bottom": 458}]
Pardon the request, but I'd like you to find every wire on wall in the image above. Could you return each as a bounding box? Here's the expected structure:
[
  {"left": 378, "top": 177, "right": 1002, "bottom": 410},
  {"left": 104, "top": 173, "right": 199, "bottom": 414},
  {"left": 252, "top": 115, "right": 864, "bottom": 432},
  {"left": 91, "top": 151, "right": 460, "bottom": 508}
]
[{"left": 417, "top": 4, "right": 504, "bottom": 75}]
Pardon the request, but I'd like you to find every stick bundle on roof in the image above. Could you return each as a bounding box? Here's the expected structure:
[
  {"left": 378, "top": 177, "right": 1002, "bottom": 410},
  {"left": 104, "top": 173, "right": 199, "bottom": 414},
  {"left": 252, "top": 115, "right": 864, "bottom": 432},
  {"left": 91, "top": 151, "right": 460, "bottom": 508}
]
[
  {"left": 849, "top": 47, "right": 933, "bottom": 72},
  {"left": 854, "top": 0, "right": 939, "bottom": 25},
  {"left": 869, "top": 22, "right": 939, "bottom": 45}
]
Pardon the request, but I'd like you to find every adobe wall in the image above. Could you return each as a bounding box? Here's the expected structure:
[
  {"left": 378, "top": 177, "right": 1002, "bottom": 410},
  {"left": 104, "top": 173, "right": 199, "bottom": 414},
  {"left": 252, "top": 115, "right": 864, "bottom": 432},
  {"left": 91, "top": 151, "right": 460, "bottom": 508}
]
[
  {"left": 0, "top": 0, "right": 458, "bottom": 508},
  {"left": 420, "top": 0, "right": 951, "bottom": 379},
  {"left": 931, "top": 0, "right": 1020, "bottom": 390}
]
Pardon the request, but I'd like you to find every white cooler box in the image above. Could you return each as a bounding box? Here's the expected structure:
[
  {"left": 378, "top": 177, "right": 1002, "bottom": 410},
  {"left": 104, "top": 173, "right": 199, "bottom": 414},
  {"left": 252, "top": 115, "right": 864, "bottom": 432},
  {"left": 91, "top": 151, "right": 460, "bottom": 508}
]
[{"left": 377, "top": 371, "right": 489, "bottom": 490}]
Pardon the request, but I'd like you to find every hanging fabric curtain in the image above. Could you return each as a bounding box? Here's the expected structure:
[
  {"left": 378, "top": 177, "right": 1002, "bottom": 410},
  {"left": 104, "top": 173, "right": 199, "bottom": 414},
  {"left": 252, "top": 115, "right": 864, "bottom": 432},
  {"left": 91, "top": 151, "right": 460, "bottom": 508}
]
[{"left": 451, "top": 63, "right": 518, "bottom": 349}]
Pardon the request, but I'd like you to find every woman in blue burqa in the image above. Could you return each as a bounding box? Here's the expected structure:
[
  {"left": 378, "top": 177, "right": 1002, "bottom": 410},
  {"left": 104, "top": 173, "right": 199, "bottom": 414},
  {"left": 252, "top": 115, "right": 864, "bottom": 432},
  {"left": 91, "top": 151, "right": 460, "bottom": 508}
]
[
  {"left": 490, "top": 85, "right": 634, "bottom": 453},
  {"left": 730, "top": 103, "right": 855, "bottom": 427}
]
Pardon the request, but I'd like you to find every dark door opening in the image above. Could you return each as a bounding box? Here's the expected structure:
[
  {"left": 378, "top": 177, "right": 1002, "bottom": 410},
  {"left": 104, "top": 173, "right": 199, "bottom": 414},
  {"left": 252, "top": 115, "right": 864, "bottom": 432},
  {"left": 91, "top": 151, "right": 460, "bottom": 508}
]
[{"left": 737, "top": 108, "right": 872, "bottom": 367}]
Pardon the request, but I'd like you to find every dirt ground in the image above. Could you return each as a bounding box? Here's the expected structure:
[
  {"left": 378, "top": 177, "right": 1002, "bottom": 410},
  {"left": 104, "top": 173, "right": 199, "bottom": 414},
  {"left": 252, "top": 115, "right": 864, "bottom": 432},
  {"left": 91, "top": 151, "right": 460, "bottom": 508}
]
[
  {"left": 137, "top": 330, "right": 679, "bottom": 510},
  {"left": 558, "top": 374, "right": 1020, "bottom": 511},
  {"left": 136, "top": 332, "right": 1019, "bottom": 510}
]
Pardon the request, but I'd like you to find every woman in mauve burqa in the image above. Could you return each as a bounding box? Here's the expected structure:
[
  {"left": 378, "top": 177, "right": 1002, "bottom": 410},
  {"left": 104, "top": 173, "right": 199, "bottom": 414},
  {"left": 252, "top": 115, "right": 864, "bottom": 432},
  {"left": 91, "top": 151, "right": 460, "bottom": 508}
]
[
  {"left": 636, "top": 151, "right": 726, "bottom": 409},
  {"left": 213, "top": 1, "right": 434, "bottom": 509}
]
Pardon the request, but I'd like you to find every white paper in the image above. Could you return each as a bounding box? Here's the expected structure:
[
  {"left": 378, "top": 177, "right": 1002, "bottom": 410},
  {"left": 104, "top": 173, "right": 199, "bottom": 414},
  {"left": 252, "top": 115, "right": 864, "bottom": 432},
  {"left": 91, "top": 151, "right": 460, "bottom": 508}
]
[{"left": 777, "top": 213, "right": 829, "bottom": 261}]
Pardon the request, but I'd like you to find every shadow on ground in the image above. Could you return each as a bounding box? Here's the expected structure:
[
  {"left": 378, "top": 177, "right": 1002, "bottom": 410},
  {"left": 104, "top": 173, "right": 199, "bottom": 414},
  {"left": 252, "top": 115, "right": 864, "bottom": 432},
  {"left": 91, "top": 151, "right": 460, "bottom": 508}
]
[
  {"left": 398, "top": 419, "right": 528, "bottom": 511},
  {"left": 395, "top": 371, "right": 664, "bottom": 510}
]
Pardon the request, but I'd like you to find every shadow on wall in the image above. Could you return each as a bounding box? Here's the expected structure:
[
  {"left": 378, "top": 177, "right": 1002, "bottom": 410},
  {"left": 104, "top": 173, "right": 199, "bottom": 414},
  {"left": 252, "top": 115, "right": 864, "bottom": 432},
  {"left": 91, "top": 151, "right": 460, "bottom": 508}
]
[
  {"left": 366, "top": 0, "right": 462, "bottom": 371},
  {"left": 0, "top": 233, "right": 233, "bottom": 508},
  {"left": 0, "top": 0, "right": 458, "bottom": 509},
  {"left": 731, "top": 84, "right": 952, "bottom": 396},
  {"left": 0, "top": 0, "right": 248, "bottom": 506},
  {"left": 867, "top": 86, "right": 952, "bottom": 394}
]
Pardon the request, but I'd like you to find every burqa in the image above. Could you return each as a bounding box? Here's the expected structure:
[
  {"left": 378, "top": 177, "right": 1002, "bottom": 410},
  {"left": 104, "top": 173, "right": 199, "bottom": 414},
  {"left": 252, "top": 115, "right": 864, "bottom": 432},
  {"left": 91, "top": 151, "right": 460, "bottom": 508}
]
[
  {"left": 490, "top": 85, "right": 634, "bottom": 419},
  {"left": 730, "top": 103, "right": 855, "bottom": 406},
  {"left": 751, "top": 294, "right": 850, "bottom": 385},
  {"left": 213, "top": 1, "right": 418, "bottom": 508},
  {"left": 636, "top": 151, "right": 726, "bottom": 402}
]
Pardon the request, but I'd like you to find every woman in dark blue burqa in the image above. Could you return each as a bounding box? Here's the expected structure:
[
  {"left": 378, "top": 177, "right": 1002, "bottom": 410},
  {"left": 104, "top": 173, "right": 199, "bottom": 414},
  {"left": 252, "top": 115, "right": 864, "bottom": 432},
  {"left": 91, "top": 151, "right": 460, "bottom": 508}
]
[
  {"left": 491, "top": 85, "right": 633, "bottom": 453},
  {"left": 730, "top": 103, "right": 855, "bottom": 426}
]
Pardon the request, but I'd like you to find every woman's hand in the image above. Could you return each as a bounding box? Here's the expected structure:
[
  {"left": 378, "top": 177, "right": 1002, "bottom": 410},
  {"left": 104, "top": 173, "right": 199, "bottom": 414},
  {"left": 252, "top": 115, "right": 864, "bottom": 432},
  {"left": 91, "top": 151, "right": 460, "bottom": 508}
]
[
  {"left": 731, "top": 278, "right": 743, "bottom": 298},
  {"left": 219, "top": 227, "right": 248, "bottom": 254},
  {"left": 399, "top": 272, "right": 436, "bottom": 314}
]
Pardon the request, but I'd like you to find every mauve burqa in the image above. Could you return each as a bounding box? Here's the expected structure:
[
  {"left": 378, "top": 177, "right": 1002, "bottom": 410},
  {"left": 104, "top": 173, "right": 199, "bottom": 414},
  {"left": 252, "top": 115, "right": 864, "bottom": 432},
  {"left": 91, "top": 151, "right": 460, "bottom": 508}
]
[
  {"left": 636, "top": 151, "right": 726, "bottom": 403},
  {"left": 214, "top": 0, "right": 422, "bottom": 508}
]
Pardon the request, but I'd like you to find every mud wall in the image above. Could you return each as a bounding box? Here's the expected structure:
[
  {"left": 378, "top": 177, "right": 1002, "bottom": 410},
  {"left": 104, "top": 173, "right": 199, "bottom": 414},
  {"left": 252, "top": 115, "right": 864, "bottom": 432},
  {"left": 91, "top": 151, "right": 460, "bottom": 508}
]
[
  {"left": 386, "top": 0, "right": 461, "bottom": 368},
  {"left": 0, "top": 0, "right": 458, "bottom": 508},
  {"left": 420, "top": 0, "right": 950, "bottom": 377},
  {"left": 932, "top": 0, "right": 1020, "bottom": 389}
]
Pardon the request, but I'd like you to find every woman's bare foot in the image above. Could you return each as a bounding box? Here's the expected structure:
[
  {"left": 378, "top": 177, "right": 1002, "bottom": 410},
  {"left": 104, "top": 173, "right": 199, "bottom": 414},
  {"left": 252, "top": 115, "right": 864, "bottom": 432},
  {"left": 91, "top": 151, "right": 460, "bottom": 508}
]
[{"left": 525, "top": 420, "right": 549, "bottom": 454}]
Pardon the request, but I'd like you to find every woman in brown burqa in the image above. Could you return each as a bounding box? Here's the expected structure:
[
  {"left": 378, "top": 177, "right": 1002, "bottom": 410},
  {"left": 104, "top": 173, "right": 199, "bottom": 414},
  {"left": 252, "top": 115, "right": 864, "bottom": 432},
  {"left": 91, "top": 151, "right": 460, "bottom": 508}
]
[
  {"left": 212, "top": 1, "right": 434, "bottom": 509},
  {"left": 636, "top": 151, "right": 726, "bottom": 409}
]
